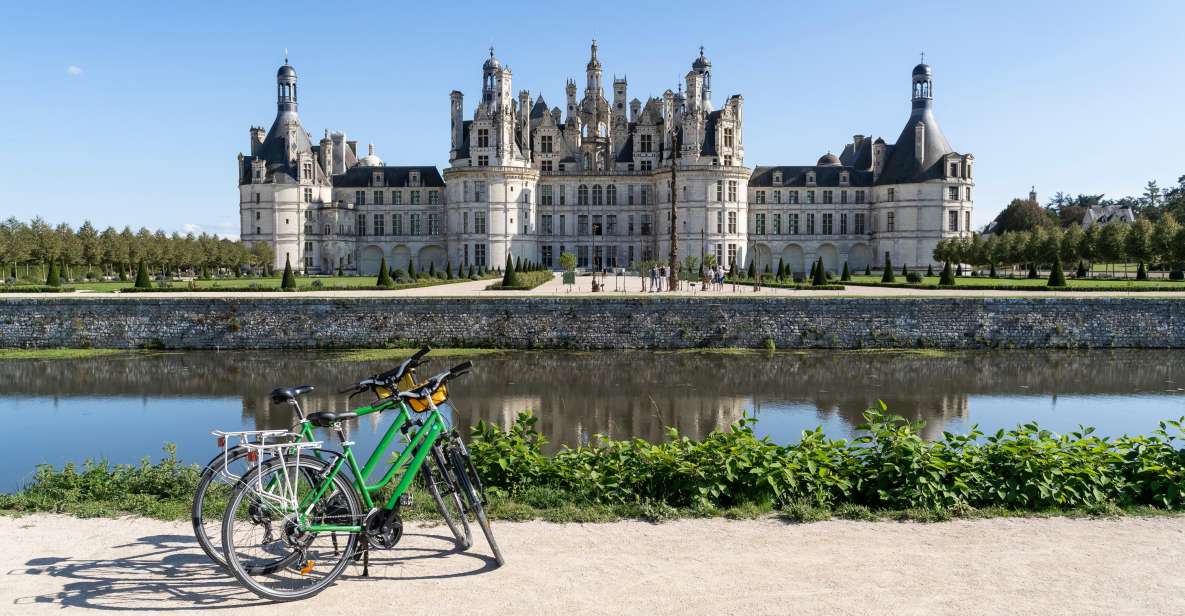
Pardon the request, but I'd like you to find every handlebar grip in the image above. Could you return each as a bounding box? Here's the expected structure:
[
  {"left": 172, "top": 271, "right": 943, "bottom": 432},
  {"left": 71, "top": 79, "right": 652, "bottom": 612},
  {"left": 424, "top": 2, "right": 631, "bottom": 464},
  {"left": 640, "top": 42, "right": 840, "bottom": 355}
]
[
  {"left": 449, "top": 361, "right": 473, "bottom": 375},
  {"left": 412, "top": 346, "right": 431, "bottom": 361}
]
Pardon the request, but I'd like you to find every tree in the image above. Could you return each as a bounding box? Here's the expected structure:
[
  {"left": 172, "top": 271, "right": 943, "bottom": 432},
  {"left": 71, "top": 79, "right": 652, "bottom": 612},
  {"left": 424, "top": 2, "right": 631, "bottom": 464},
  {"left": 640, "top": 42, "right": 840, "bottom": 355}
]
[
  {"left": 376, "top": 257, "right": 394, "bottom": 287},
  {"left": 811, "top": 257, "right": 826, "bottom": 286},
  {"left": 45, "top": 260, "right": 60, "bottom": 286},
  {"left": 77, "top": 221, "right": 100, "bottom": 278},
  {"left": 445, "top": 259, "right": 454, "bottom": 279},
  {"left": 134, "top": 259, "right": 151, "bottom": 289},
  {"left": 939, "top": 260, "right": 955, "bottom": 286},
  {"left": 1153, "top": 214, "right": 1181, "bottom": 269},
  {"left": 864, "top": 263, "right": 871, "bottom": 276},
  {"left": 1098, "top": 221, "right": 1128, "bottom": 277},
  {"left": 1060, "top": 224, "right": 1084, "bottom": 265},
  {"left": 881, "top": 253, "right": 895, "bottom": 283},
  {"left": 1136, "top": 261, "right": 1148, "bottom": 281},
  {"left": 841, "top": 261, "right": 851, "bottom": 282},
  {"left": 560, "top": 252, "right": 577, "bottom": 272},
  {"left": 1048, "top": 254, "right": 1067, "bottom": 287},
  {"left": 428, "top": 261, "right": 437, "bottom": 278},
  {"left": 926, "top": 264, "right": 934, "bottom": 277},
  {"left": 1076, "top": 260, "right": 1088, "bottom": 278},
  {"left": 776, "top": 258, "right": 786, "bottom": 281},
  {"left": 1126, "top": 218, "right": 1155, "bottom": 269},
  {"left": 281, "top": 255, "right": 296, "bottom": 290},
  {"left": 502, "top": 254, "right": 518, "bottom": 287},
  {"left": 901, "top": 262, "right": 908, "bottom": 277},
  {"left": 992, "top": 198, "right": 1055, "bottom": 233},
  {"left": 746, "top": 259, "right": 756, "bottom": 280},
  {"left": 407, "top": 259, "right": 417, "bottom": 279}
]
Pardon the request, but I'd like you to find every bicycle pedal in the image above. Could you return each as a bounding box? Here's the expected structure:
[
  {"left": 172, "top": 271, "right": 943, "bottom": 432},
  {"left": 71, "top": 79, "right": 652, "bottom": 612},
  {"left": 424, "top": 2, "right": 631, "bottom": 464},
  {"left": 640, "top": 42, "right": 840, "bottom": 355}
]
[{"left": 300, "top": 560, "right": 315, "bottom": 575}]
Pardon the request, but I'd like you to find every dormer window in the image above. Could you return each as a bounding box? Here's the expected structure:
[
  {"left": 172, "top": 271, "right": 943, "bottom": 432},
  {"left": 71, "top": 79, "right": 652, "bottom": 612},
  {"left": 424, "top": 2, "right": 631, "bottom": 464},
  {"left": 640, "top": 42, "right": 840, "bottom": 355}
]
[
  {"left": 840, "top": 172, "right": 849, "bottom": 185},
  {"left": 302, "top": 161, "right": 314, "bottom": 181},
  {"left": 949, "top": 162, "right": 958, "bottom": 177},
  {"left": 410, "top": 171, "right": 421, "bottom": 186},
  {"left": 772, "top": 171, "right": 783, "bottom": 186},
  {"left": 806, "top": 172, "right": 816, "bottom": 185},
  {"left": 372, "top": 171, "right": 384, "bottom": 186}
]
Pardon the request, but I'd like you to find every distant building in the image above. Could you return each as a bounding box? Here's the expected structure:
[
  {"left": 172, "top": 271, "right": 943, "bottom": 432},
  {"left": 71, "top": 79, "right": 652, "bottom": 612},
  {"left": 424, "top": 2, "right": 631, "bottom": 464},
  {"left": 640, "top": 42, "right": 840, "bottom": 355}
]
[
  {"left": 1083, "top": 204, "right": 1136, "bottom": 226},
  {"left": 239, "top": 45, "right": 975, "bottom": 274}
]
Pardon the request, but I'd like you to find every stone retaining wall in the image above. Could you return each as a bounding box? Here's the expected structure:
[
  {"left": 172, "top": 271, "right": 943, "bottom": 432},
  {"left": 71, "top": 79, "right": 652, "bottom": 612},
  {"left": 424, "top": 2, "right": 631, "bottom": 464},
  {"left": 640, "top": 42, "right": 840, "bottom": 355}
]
[{"left": 0, "top": 297, "right": 1181, "bottom": 350}]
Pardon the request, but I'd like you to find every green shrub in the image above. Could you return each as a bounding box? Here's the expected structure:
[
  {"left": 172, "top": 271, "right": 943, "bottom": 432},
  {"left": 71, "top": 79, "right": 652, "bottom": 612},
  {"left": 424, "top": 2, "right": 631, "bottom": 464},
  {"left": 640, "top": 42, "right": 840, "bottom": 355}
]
[
  {"left": 881, "top": 254, "right": 895, "bottom": 283},
  {"left": 840, "top": 262, "right": 851, "bottom": 282},
  {"left": 1048, "top": 255, "right": 1067, "bottom": 287},
  {"left": 939, "top": 260, "right": 955, "bottom": 286},
  {"left": 812, "top": 258, "right": 827, "bottom": 286},
  {"left": 1137, "top": 261, "right": 1149, "bottom": 281},
  {"left": 280, "top": 255, "right": 296, "bottom": 290},
  {"left": 376, "top": 257, "right": 394, "bottom": 288},
  {"left": 906, "top": 272, "right": 923, "bottom": 283},
  {"left": 134, "top": 260, "right": 151, "bottom": 289}
]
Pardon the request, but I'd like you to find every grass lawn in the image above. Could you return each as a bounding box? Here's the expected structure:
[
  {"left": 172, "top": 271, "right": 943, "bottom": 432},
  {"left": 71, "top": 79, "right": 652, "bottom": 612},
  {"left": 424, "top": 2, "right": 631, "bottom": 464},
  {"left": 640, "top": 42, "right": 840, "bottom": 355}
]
[
  {"left": 846, "top": 274, "right": 1185, "bottom": 290},
  {"left": 54, "top": 276, "right": 481, "bottom": 293},
  {"left": 0, "top": 349, "right": 139, "bottom": 361}
]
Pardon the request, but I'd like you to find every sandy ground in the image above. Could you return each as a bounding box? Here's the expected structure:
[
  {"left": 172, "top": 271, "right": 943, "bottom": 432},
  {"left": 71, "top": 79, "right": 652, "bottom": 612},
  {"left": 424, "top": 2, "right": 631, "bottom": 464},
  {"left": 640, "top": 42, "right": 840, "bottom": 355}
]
[
  {"left": 1, "top": 514, "right": 1182, "bottom": 615},
  {"left": 3, "top": 273, "right": 1185, "bottom": 299}
]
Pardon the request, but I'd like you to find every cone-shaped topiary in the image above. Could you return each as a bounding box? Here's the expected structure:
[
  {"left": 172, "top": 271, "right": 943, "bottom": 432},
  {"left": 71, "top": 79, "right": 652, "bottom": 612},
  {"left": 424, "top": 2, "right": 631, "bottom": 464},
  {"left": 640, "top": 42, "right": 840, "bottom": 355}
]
[
  {"left": 812, "top": 257, "right": 827, "bottom": 286},
  {"left": 747, "top": 259, "right": 756, "bottom": 280},
  {"left": 939, "top": 260, "right": 955, "bottom": 286},
  {"left": 502, "top": 254, "right": 518, "bottom": 287},
  {"left": 926, "top": 264, "right": 934, "bottom": 277},
  {"left": 763, "top": 263, "right": 771, "bottom": 275},
  {"left": 45, "top": 261, "right": 60, "bottom": 287},
  {"left": 1048, "top": 254, "right": 1067, "bottom": 287},
  {"left": 376, "top": 257, "right": 394, "bottom": 287},
  {"left": 901, "top": 263, "right": 909, "bottom": 277},
  {"left": 956, "top": 263, "right": 964, "bottom": 276},
  {"left": 865, "top": 264, "right": 872, "bottom": 276},
  {"left": 134, "top": 260, "right": 151, "bottom": 289},
  {"left": 989, "top": 263, "right": 998, "bottom": 278},
  {"left": 1136, "top": 261, "right": 1148, "bottom": 281},
  {"left": 1027, "top": 263, "right": 1038, "bottom": 279},
  {"left": 446, "top": 259, "right": 454, "bottom": 280},
  {"left": 881, "top": 253, "right": 895, "bottom": 283},
  {"left": 809, "top": 259, "right": 817, "bottom": 280},
  {"left": 777, "top": 258, "right": 786, "bottom": 281},
  {"left": 407, "top": 260, "right": 417, "bottom": 279},
  {"left": 841, "top": 261, "right": 851, "bottom": 282},
  {"left": 1076, "top": 260, "right": 1088, "bottom": 278},
  {"left": 281, "top": 255, "right": 296, "bottom": 290}
]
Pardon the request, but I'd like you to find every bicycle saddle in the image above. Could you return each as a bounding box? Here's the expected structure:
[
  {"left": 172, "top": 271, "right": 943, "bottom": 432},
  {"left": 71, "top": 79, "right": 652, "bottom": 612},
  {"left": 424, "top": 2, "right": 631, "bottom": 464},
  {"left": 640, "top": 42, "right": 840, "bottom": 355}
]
[
  {"left": 305, "top": 411, "right": 358, "bottom": 428},
  {"left": 270, "top": 385, "right": 315, "bottom": 405}
]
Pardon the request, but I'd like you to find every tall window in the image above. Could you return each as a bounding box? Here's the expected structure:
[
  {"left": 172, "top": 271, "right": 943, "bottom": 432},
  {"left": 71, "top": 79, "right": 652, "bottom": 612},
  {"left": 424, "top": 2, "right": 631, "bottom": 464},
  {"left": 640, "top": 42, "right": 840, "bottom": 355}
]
[
  {"left": 393, "top": 213, "right": 403, "bottom": 235},
  {"left": 429, "top": 213, "right": 442, "bottom": 235},
  {"left": 304, "top": 188, "right": 312, "bottom": 202},
  {"left": 840, "top": 213, "right": 848, "bottom": 235},
  {"left": 965, "top": 211, "right": 971, "bottom": 231},
  {"left": 789, "top": 213, "right": 800, "bottom": 234},
  {"left": 840, "top": 190, "right": 848, "bottom": 204},
  {"left": 822, "top": 213, "right": 833, "bottom": 235},
  {"left": 727, "top": 180, "right": 738, "bottom": 201},
  {"left": 474, "top": 243, "right": 487, "bottom": 267},
  {"left": 806, "top": 190, "right": 816, "bottom": 204},
  {"left": 357, "top": 213, "right": 367, "bottom": 236},
  {"left": 540, "top": 185, "right": 553, "bottom": 205},
  {"left": 592, "top": 185, "right": 603, "bottom": 205},
  {"left": 373, "top": 214, "right": 385, "bottom": 236},
  {"left": 462, "top": 211, "right": 469, "bottom": 234},
  {"left": 854, "top": 213, "right": 865, "bottom": 234},
  {"left": 887, "top": 188, "right": 896, "bottom": 201},
  {"left": 806, "top": 213, "right": 815, "bottom": 234},
  {"left": 754, "top": 213, "right": 766, "bottom": 235},
  {"left": 948, "top": 210, "right": 959, "bottom": 232},
  {"left": 542, "top": 214, "right": 553, "bottom": 234},
  {"left": 639, "top": 134, "right": 652, "bottom": 153},
  {"left": 410, "top": 213, "right": 422, "bottom": 235},
  {"left": 715, "top": 180, "right": 724, "bottom": 202},
  {"left": 411, "top": 191, "right": 421, "bottom": 205},
  {"left": 755, "top": 191, "right": 766, "bottom": 204},
  {"left": 606, "top": 185, "right": 616, "bottom": 205},
  {"left": 948, "top": 186, "right": 960, "bottom": 200},
  {"left": 822, "top": 190, "right": 833, "bottom": 204},
  {"left": 559, "top": 214, "right": 566, "bottom": 235},
  {"left": 578, "top": 214, "right": 589, "bottom": 235},
  {"left": 394, "top": 190, "right": 403, "bottom": 205},
  {"left": 727, "top": 211, "right": 737, "bottom": 234},
  {"left": 627, "top": 214, "right": 635, "bottom": 235},
  {"left": 855, "top": 190, "right": 865, "bottom": 204},
  {"left": 723, "top": 127, "right": 734, "bottom": 148},
  {"left": 540, "top": 135, "right": 553, "bottom": 153},
  {"left": 886, "top": 211, "right": 896, "bottom": 232},
  {"left": 474, "top": 211, "right": 487, "bottom": 234},
  {"left": 428, "top": 190, "right": 440, "bottom": 205},
  {"left": 774, "top": 190, "right": 782, "bottom": 204},
  {"left": 355, "top": 190, "right": 366, "bottom": 205},
  {"left": 474, "top": 182, "right": 487, "bottom": 201},
  {"left": 578, "top": 185, "right": 589, "bottom": 205},
  {"left": 789, "top": 191, "right": 799, "bottom": 205},
  {"left": 640, "top": 214, "right": 652, "bottom": 235},
  {"left": 477, "top": 128, "right": 489, "bottom": 147},
  {"left": 606, "top": 215, "right": 617, "bottom": 235},
  {"left": 640, "top": 186, "right": 649, "bottom": 205},
  {"left": 773, "top": 213, "right": 782, "bottom": 235},
  {"left": 302, "top": 161, "right": 313, "bottom": 180},
  {"left": 542, "top": 245, "right": 553, "bottom": 267},
  {"left": 592, "top": 215, "right": 603, "bottom": 236},
  {"left": 541, "top": 160, "right": 553, "bottom": 172},
  {"left": 716, "top": 210, "right": 723, "bottom": 233}
]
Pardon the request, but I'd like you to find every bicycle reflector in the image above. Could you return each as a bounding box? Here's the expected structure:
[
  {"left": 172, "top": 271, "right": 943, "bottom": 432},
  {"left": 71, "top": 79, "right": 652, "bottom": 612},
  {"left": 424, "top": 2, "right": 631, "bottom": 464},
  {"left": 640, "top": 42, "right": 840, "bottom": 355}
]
[
  {"left": 300, "top": 560, "right": 315, "bottom": 575},
  {"left": 216, "top": 436, "right": 226, "bottom": 448}
]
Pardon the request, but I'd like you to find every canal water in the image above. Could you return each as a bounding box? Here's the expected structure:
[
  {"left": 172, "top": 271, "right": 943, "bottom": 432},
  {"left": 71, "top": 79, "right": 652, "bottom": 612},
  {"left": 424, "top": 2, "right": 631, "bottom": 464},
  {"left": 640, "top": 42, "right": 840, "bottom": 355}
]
[{"left": 2, "top": 349, "right": 1184, "bottom": 492}]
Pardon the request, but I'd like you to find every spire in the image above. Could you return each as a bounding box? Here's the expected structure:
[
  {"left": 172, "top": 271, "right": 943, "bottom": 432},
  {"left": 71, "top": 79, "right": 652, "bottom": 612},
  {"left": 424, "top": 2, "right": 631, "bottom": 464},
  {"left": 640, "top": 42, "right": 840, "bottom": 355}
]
[{"left": 276, "top": 60, "right": 298, "bottom": 114}]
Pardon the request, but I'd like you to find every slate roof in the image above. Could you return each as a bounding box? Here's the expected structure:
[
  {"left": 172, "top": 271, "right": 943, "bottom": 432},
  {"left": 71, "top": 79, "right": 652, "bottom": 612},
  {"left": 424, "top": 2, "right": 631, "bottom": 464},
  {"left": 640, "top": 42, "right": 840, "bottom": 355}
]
[
  {"left": 874, "top": 103, "right": 954, "bottom": 185},
  {"left": 700, "top": 110, "right": 721, "bottom": 156},
  {"left": 748, "top": 165, "right": 875, "bottom": 188},
  {"left": 331, "top": 165, "right": 445, "bottom": 188}
]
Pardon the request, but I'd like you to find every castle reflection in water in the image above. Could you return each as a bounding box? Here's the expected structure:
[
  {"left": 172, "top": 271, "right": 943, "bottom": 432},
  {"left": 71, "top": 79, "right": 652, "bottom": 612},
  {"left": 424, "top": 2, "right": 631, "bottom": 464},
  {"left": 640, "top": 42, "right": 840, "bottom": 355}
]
[{"left": 5, "top": 349, "right": 1185, "bottom": 447}]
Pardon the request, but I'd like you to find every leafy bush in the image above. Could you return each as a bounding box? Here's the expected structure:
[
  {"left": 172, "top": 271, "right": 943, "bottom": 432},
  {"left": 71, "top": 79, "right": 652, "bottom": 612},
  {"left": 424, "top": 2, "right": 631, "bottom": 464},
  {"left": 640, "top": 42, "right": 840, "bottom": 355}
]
[
  {"left": 906, "top": 272, "right": 923, "bottom": 283},
  {"left": 487, "top": 270, "right": 552, "bottom": 290},
  {"left": 467, "top": 406, "right": 1185, "bottom": 513}
]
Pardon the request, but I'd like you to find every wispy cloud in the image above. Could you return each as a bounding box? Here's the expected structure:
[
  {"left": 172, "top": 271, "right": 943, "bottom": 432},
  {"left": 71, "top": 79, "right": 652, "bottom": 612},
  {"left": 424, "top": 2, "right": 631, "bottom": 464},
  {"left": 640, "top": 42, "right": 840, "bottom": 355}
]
[{"left": 66, "top": 65, "right": 82, "bottom": 77}]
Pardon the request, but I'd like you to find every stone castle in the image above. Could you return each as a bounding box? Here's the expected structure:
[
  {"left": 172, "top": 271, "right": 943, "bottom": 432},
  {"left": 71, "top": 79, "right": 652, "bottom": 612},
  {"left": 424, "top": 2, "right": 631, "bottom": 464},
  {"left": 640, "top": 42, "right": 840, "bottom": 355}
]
[{"left": 238, "top": 43, "right": 974, "bottom": 275}]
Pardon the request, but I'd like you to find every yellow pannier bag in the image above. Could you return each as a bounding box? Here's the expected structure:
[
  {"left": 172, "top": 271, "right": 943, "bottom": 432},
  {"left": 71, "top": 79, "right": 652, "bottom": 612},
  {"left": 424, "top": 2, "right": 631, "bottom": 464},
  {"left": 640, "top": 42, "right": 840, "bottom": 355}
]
[
  {"left": 373, "top": 370, "right": 420, "bottom": 400},
  {"left": 407, "top": 384, "right": 448, "bottom": 412}
]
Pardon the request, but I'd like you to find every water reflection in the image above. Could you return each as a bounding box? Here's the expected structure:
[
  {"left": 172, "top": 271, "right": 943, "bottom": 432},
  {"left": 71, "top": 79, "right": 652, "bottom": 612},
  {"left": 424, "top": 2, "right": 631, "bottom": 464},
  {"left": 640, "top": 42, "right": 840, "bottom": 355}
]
[{"left": 1, "top": 349, "right": 1183, "bottom": 491}]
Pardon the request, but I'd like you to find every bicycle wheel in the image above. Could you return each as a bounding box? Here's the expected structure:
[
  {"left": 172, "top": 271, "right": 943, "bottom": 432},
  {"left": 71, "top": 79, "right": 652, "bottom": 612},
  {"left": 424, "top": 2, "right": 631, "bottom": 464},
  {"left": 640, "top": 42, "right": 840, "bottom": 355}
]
[
  {"left": 192, "top": 447, "right": 254, "bottom": 568},
  {"left": 447, "top": 441, "right": 504, "bottom": 566},
  {"left": 423, "top": 445, "right": 471, "bottom": 549},
  {"left": 222, "top": 454, "right": 361, "bottom": 602}
]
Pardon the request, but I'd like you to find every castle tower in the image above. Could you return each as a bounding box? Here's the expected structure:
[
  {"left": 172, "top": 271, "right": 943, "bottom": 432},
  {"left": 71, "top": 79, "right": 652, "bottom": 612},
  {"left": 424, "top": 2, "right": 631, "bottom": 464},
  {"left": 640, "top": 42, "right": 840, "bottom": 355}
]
[
  {"left": 692, "top": 46, "right": 712, "bottom": 112},
  {"left": 277, "top": 61, "right": 297, "bottom": 114},
  {"left": 450, "top": 90, "right": 464, "bottom": 159},
  {"left": 585, "top": 39, "right": 603, "bottom": 96}
]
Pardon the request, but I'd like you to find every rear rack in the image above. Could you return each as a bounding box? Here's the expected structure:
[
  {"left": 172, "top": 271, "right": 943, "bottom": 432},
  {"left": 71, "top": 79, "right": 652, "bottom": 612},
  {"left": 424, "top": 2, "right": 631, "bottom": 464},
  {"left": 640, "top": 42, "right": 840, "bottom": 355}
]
[
  {"left": 239, "top": 439, "right": 325, "bottom": 514},
  {"left": 210, "top": 429, "right": 291, "bottom": 481}
]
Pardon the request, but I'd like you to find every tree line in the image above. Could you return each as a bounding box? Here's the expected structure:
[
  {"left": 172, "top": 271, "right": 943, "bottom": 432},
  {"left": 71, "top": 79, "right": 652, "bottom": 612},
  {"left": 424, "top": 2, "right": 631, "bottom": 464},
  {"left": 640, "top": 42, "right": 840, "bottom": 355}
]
[
  {"left": 992, "top": 174, "right": 1185, "bottom": 232},
  {"left": 935, "top": 215, "right": 1184, "bottom": 277},
  {"left": 0, "top": 217, "right": 272, "bottom": 282}
]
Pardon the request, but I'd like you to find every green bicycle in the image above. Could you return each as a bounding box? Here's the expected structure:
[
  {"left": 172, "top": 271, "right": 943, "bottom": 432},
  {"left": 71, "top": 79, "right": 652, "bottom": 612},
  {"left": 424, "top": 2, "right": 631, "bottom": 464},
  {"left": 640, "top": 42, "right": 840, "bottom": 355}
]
[
  {"left": 221, "top": 360, "right": 502, "bottom": 601},
  {"left": 190, "top": 348, "right": 470, "bottom": 568}
]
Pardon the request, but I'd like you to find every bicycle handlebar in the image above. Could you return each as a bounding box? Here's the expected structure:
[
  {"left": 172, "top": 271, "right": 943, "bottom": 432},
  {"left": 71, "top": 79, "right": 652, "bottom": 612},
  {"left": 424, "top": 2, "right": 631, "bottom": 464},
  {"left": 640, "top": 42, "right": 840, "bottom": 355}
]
[{"left": 337, "top": 347, "right": 432, "bottom": 394}]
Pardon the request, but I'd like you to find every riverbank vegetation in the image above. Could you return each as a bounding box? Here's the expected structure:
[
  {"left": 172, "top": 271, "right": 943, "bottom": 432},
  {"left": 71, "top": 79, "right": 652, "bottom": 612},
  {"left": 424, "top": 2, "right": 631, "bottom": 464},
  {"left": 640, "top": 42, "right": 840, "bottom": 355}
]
[
  {"left": 3, "top": 405, "right": 1183, "bottom": 523},
  {"left": 0, "top": 349, "right": 138, "bottom": 361}
]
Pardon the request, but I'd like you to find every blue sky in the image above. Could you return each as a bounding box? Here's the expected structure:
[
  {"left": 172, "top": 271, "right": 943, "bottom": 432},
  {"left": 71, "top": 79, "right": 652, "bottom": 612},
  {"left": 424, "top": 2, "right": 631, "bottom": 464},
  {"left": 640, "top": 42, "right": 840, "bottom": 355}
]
[{"left": 1, "top": 1, "right": 1182, "bottom": 238}]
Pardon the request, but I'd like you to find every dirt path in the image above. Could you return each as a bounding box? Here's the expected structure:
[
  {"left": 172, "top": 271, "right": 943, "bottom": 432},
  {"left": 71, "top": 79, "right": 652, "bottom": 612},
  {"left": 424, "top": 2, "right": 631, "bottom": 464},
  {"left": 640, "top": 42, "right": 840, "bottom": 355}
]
[{"left": 1, "top": 514, "right": 1182, "bottom": 615}]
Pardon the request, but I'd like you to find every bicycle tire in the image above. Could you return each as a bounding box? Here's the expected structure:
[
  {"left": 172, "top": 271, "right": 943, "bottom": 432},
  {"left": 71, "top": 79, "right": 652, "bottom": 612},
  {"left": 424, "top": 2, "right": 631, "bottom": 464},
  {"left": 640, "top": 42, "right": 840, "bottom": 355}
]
[
  {"left": 222, "top": 453, "right": 361, "bottom": 602},
  {"left": 191, "top": 446, "right": 249, "bottom": 568},
  {"left": 423, "top": 446, "right": 472, "bottom": 549},
  {"left": 447, "top": 443, "right": 504, "bottom": 566}
]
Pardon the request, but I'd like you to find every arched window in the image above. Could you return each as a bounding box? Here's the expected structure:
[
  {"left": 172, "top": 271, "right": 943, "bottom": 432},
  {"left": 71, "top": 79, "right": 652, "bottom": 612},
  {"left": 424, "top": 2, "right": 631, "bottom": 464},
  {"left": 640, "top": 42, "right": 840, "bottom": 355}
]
[
  {"left": 578, "top": 185, "right": 589, "bottom": 205},
  {"left": 606, "top": 185, "right": 617, "bottom": 205},
  {"left": 592, "top": 185, "right": 603, "bottom": 205}
]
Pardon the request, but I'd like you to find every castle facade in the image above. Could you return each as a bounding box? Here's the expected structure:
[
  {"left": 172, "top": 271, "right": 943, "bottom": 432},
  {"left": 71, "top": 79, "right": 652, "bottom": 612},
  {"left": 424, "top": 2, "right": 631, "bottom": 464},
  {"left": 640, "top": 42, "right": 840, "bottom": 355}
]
[{"left": 238, "top": 43, "right": 974, "bottom": 275}]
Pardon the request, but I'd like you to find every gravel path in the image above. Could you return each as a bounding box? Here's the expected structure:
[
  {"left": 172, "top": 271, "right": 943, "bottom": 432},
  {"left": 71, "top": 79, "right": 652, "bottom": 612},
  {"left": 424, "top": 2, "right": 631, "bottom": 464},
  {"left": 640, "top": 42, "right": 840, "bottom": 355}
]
[{"left": 1, "top": 514, "right": 1182, "bottom": 614}]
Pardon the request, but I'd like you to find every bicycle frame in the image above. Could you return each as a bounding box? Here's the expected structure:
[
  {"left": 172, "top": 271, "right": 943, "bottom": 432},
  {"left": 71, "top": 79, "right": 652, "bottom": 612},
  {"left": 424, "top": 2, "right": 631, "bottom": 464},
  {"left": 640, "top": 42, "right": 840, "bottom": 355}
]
[{"left": 296, "top": 400, "right": 451, "bottom": 534}]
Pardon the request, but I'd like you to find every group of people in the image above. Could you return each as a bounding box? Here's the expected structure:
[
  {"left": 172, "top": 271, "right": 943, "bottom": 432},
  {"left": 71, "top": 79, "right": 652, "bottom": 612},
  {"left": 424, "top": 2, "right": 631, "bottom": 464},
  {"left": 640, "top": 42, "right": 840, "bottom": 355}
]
[
  {"left": 701, "top": 264, "right": 728, "bottom": 291},
  {"left": 643, "top": 263, "right": 731, "bottom": 293},
  {"left": 647, "top": 265, "right": 671, "bottom": 292}
]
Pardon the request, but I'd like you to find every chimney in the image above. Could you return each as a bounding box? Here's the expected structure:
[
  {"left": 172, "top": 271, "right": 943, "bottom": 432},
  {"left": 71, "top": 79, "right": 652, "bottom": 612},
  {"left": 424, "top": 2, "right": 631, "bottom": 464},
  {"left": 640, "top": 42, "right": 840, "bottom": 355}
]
[
  {"left": 450, "top": 90, "right": 464, "bottom": 158},
  {"left": 347, "top": 140, "right": 358, "bottom": 158}
]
